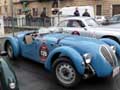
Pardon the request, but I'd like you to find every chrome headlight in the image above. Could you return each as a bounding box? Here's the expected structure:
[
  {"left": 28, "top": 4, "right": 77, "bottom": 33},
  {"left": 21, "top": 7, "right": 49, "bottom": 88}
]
[
  {"left": 9, "top": 82, "right": 16, "bottom": 89},
  {"left": 110, "top": 46, "right": 116, "bottom": 53},
  {"left": 83, "top": 53, "right": 92, "bottom": 64}
]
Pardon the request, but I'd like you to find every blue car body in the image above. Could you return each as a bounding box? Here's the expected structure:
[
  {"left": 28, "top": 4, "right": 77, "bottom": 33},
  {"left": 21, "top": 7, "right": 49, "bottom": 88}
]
[{"left": 4, "top": 31, "right": 119, "bottom": 78}]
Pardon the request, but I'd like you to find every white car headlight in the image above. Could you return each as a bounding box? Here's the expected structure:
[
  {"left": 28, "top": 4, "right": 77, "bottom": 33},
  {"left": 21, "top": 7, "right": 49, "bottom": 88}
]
[
  {"left": 83, "top": 53, "right": 92, "bottom": 64},
  {"left": 110, "top": 46, "right": 116, "bottom": 53},
  {"left": 9, "top": 82, "right": 16, "bottom": 89}
]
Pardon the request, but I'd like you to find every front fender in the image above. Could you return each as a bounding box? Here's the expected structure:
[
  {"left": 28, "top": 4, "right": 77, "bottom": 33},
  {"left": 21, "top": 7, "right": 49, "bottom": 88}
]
[
  {"left": 4, "top": 36, "right": 19, "bottom": 57},
  {"left": 45, "top": 46, "right": 85, "bottom": 75},
  {"left": 0, "top": 58, "right": 19, "bottom": 90},
  {"left": 100, "top": 38, "right": 120, "bottom": 57}
]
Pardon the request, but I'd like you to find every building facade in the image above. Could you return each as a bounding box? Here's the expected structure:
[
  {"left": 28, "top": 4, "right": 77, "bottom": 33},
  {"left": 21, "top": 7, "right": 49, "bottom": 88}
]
[
  {"left": 1, "top": 0, "right": 120, "bottom": 17},
  {"left": 0, "top": 0, "right": 12, "bottom": 16}
]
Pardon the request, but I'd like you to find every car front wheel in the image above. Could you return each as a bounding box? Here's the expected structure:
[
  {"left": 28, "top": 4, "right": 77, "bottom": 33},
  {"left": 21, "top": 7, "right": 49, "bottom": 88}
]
[{"left": 53, "top": 57, "right": 81, "bottom": 88}]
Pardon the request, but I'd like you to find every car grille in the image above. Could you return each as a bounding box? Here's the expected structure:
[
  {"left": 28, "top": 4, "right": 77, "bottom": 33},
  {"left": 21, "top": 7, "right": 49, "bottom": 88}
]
[{"left": 100, "top": 45, "right": 117, "bottom": 67}]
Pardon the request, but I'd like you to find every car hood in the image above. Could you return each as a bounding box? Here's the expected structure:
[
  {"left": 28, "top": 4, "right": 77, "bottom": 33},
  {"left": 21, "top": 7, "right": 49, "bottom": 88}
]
[{"left": 44, "top": 33, "right": 106, "bottom": 54}]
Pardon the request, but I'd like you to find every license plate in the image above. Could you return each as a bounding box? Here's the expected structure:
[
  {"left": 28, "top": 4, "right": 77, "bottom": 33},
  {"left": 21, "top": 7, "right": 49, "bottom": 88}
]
[{"left": 112, "top": 67, "right": 120, "bottom": 77}]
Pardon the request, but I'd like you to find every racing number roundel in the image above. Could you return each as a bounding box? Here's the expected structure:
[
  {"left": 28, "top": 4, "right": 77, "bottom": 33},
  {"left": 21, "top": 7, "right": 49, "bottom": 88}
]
[
  {"left": 72, "top": 31, "right": 80, "bottom": 35},
  {"left": 40, "top": 44, "right": 48, "bottom": 61}
]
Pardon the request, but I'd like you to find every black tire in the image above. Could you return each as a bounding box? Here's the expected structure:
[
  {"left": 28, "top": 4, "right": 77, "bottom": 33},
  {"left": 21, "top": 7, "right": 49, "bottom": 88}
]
[
  {"left": 6, "top": 42, "right": 15, "bottom": 59},
  {"left": 106, "top": 37, "right": 119, "bottom": 44},
  {"left": 52, "top": 57, "right": 81, "bottom": 88}
]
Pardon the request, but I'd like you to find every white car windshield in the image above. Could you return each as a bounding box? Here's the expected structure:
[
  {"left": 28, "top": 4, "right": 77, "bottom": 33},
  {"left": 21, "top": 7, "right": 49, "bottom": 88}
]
[{"left": 85, "top": 18, "right": 100, "bottom": 27}]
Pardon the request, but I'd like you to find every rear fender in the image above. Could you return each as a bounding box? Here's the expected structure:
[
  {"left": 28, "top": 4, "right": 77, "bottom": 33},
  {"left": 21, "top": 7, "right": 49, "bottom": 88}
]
[
  {"left": 4, "top": 36, "right": 19, "bottom": 57},
  {"left": 45, "top": 46, "right": 85, "bottom": 75}
]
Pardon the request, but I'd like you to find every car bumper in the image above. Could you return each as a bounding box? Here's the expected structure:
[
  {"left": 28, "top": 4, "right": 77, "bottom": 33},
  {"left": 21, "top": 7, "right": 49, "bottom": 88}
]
[{"left": 112, "top": 66, "right": 120, "bottom": 77}]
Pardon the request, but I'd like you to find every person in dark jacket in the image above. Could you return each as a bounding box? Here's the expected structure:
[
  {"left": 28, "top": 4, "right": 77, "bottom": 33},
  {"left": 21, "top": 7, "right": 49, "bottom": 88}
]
[
  {"left": 52, "top": 0, "right": 58, "bottom": 8},
  {"left": 26, "top": 12, "right": 32, "bottom": 26},
  {"left": 82, "top": 9, "right": 90, "bottom": 17},
  {"left": 40, "top": 7, "right": 47, "bottom": 26},
  {"left": 74, "top": 7, "right": 80, "bottom": 16}
]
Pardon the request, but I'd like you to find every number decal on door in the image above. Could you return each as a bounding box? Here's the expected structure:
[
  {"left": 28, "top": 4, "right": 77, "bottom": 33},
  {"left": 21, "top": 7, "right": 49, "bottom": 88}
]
[
  {"left": 40, "top": 44, "right": 49, "bottom": 61},
  {"left": 72, "top": 31, "right": 80, "bottom": 35}
]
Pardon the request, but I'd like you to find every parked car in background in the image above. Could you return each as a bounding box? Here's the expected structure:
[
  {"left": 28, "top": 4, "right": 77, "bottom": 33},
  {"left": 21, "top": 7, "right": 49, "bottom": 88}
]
[
  {"left": 104, "top": 14, "right": 120, "bottom": 25},
  {"left": 0, "top": 52, "right": 19, "bottom": 90},
  {"left": 3, "top": 30, "right": 120, "bottom": 88},
  {"left": 49, "top": 17, "right": 120, "bottom": 45},
  {"left": 95, "top": 15, "right": 107, "bottom": 24},
  {"left": 104, "top": 23, "right": 120, "bottom": 28}
]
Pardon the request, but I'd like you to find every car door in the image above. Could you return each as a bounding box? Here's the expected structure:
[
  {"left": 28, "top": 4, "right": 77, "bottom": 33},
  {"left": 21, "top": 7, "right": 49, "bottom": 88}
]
[{"left": 21, "top": 34, "right": 38, "bottom": 61}]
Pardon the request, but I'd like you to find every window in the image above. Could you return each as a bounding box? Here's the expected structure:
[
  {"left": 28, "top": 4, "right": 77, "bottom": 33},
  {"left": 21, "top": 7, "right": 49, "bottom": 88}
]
[
  {"left": 5, "top": 6, "right": 7, "bottom": 13},
  {"left": 96, "top": 5, "right": 102, "bottom": 15},
  {"left": 112, "top": 5, "right": 120, "bottom": 16},
  {"left": 0, "top": 0, "right": 1, "bottom": 4},
  {"left": 67, "top": 20, "right": 84, "bottom": 27},
  {"left": 86, "top": 18, "right": 99, "bottom": 27},
  {"left": 0, "top": 6, "right": 1, "bottom": 15},
  {"left": 58, "top": 20, "right": 68, "bottom": 27},
  {"left": 32, "top": 8, "right": 38, "bottom": 16},
  {"left": 17, "top": 9, "right": 22, "bottom": 15}
]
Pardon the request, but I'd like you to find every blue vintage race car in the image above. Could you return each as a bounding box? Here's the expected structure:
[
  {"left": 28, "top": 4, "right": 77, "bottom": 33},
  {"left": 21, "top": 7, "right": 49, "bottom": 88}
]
[{"left": 4, "top": 31, "right": 120, "bottom": 88}]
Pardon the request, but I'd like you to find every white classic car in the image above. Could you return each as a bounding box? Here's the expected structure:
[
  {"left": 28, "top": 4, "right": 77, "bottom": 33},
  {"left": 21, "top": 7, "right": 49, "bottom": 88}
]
[{"left": 49, "top": 17, "right": 120, "bottom": 44}]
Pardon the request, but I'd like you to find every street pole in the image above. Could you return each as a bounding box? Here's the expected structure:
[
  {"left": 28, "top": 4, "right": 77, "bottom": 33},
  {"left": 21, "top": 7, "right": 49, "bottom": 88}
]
[
  {"left": 10, "top": 0, "right": 15, "bottom": 36},
  {"left": 58, "top": 0, "right": 60, "bottom": 24}
]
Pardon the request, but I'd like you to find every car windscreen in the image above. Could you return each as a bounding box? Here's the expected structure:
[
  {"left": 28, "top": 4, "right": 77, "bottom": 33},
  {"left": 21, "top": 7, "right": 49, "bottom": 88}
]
[{"left": 85, "top": 18, "right": 100, "bottom": 27}]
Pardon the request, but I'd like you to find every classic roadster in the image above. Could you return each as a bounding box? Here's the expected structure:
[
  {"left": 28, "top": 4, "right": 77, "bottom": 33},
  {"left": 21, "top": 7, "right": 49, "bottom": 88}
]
[
  {"left": 0, "top": 53, "right": 19, "bottom": 90},
  {"left": 4, "top": 30, "right": 120, "bottom": 88}
]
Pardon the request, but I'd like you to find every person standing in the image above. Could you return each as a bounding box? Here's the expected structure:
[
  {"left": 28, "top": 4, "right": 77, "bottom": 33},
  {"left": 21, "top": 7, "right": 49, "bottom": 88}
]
[
  {"left": 82, "top": 9, "right": 90, "bottom": 17},
  {"left": 52, "top": 0, "right": 58, "bottom": 8},
  {"left": 40, "top": 7, "right": 47, "bottom": 26},
  {"left": 26, "top": 12, "right": 32, "bottom": 26},
  {"left": 74, "top": 7, "right": 80, "bottom": 16}
]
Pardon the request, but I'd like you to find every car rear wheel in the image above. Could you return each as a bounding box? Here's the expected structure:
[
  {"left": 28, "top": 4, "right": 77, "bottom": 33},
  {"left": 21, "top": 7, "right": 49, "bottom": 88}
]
[
  {"left": 52, "top": 57, "right": 81, "bottom": 88},
  {"left": 6, "top": 43, "right": 14, "bottom": 59}
]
